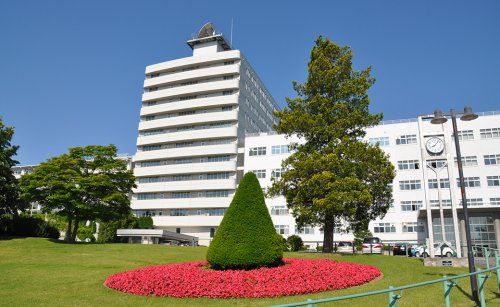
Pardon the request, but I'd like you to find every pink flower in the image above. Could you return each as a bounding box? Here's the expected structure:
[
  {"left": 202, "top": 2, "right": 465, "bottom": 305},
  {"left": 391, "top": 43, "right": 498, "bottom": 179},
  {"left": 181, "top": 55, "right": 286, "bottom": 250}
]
[{"left": 104, "top": 258, "right": 381, "bottom": 298}]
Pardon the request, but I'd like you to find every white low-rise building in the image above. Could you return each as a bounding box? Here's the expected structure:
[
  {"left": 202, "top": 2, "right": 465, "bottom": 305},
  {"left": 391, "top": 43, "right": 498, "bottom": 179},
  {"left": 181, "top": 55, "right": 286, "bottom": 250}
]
[{"left": 244, "top": 111, "right": 500, "bottom": 253}]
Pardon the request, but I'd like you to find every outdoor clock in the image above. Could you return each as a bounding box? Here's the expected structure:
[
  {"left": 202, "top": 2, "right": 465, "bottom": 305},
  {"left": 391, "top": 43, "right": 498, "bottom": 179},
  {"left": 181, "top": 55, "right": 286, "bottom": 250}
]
[{"left": 426, "top": 137, "right": 444, "bottom": 154}]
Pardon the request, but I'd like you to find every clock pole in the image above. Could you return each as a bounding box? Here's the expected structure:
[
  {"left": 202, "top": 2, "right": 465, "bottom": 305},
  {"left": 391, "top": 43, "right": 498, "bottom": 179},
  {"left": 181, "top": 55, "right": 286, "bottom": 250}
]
[{"left": 450, "top": 108, "right": 478, "bottom": 301}]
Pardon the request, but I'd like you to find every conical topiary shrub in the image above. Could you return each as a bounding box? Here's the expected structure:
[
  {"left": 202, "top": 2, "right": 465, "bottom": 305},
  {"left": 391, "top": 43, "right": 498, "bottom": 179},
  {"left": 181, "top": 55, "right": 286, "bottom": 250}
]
[{"left": 206, "top": 172, "right": 283, "bottom": 270}]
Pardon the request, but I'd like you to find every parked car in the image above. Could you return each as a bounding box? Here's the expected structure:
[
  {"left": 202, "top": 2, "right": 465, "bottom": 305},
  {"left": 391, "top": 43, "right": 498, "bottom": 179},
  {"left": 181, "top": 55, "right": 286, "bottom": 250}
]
[
  {"left": 414, "top": 242, "right": 456, "bottom": 258},
  {"left": 392, "top": 242, "right": 410, "bottom": 256},
  {"left": 362, "top": 237, "right": 382, "bottom": 254},
  {"left": 336, "top": 241, "right": 354, "bottom": 253}
]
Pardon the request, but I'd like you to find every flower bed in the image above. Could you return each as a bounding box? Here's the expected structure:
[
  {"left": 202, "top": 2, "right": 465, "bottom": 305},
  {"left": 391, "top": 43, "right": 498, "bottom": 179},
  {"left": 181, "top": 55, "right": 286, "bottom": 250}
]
[{"left": 104, "top": 258, "right": 381, "bottom": 298}]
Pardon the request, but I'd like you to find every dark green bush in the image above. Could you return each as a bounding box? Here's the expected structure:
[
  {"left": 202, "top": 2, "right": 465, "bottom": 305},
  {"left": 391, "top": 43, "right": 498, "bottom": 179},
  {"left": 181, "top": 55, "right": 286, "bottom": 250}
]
[
  {"left": 206, "top": 172, "right": 283, "bottom": 270},
  {"left": 97, "top": 216, "right": 138, "bottom": 243},
  {"left": 0, "top": 215, "right": 59, "bottom": 239},
  {"left": 279, "top": 235, "right": 289, "bottom": 252},
  {"left": 137, "top": 216, "right": 153, "bottom": 229},
  {"left": 286, "top": 235, "right": 304, "bottom": 252}
]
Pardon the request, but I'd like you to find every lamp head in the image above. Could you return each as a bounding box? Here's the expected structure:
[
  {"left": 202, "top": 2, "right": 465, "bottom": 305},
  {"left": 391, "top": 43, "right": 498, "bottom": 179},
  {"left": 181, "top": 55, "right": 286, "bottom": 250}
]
[
  {"left": 460, "top": 106, "right": 478, "bottom": 121},
  {"left": 430, "top": 109, "right": 448, "bottom": 124}
]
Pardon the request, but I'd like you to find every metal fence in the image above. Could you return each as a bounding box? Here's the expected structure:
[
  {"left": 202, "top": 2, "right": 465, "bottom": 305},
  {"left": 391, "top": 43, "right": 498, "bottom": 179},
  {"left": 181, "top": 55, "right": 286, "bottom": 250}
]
[{"left": 271, "top": 248, "right": 500, "bottom": 307}]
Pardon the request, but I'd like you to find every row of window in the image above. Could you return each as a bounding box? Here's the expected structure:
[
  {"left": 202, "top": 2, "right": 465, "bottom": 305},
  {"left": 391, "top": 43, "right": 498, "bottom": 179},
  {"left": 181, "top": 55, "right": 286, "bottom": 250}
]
[
  {"left": 136, "top": 190, "right": 229, "bottom": 200},
  {"left": 135, "top": 208, "right": 227, "bottom": 217},
  {"left": 137, "top": 172, "right": 231, "bottom": 183},
  {"left": 138, "top": 155, "right": 231, "bottom": 168},
  {"left": 399, "top": 176, "right": 500, "bottom": 190},
  {"left": 396, "top": 154, "right": 500, "bottom": 171},
  {"left": 145, "top": 60, "right": 238, "bottom": 79},
  {"left": 249, "top": 145, "right": 290, "bottom": 156},
  {"left": 394, "top": 197, "right": 500, "bottom": 212},
  {"left": 368, "top": 127, "right": 500, "bottom": 147},
  {"left": 140, "top": 138, "right": 233, "bottom": 152},
  {"left": 373, "top": 222, "right": 425, "bottom": 233},
  {"left": 140, "top": 122, "right": 233, "bottom": 136},
  {"left": 250, "top": 168, "right": 285, "bottom": 179},
  {"left": 141, "top": 106, "right": 233, "bottom": 122},
  {"left": 274, "top": 222, "right": 425, "bottom": 235}
]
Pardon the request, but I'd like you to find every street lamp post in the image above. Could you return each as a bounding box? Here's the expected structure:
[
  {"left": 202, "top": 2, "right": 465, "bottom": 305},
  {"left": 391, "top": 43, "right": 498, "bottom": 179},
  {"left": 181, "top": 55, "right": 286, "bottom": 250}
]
[{"left": 431, "top": 106, "right": 479, "bottom": 302}]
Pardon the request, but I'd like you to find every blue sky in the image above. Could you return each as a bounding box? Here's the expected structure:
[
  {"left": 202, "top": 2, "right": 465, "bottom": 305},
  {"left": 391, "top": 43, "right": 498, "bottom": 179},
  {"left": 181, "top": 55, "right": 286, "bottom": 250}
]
[{"left": 1, "top": 1, "right": 499, "bottom": 164}]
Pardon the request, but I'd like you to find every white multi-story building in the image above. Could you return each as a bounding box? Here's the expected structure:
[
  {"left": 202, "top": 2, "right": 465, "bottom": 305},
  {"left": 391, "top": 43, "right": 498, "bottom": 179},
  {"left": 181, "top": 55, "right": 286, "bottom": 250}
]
[
  {"left": 244, "top": 111, "right": 500, "bottom": 253},
  {"left": 131, "top": 23, "right": 279, "bottom": 245}
]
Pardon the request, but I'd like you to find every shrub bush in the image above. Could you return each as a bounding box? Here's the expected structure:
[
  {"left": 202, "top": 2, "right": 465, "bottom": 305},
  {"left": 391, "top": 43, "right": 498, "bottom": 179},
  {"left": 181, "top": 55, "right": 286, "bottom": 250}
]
[
  {"left": 206, "top": 172, "right": 283, "bottom": 270},
  {"left": 97, "top": 216, "right": 138, "bottom": 243},
  {"left": 137, "top": 216, "right": 153, "bottom": 229},
  {"left": 286, "top": 235, "right": 304, "bottom": 252},
  {"left": 0, "top": 215, "right": 59, "bottom": 239}
]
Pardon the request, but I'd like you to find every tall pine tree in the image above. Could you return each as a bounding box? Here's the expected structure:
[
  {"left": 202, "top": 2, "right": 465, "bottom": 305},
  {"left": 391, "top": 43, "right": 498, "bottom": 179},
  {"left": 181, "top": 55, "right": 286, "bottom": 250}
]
[
  {"left": 0, "top": 117, "right": 25, "bottom": 215},
  {"left": 268, "top": 37, "right": 395, "bottom": 252}
]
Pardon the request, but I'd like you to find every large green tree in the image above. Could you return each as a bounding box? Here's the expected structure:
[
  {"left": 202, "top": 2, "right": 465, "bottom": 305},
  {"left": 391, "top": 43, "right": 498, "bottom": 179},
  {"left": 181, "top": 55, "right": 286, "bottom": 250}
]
[
  {"left": 268, "top": 37, "right": 395, "bottom": 253},
  {"left": 0, "top": 117, "right": 25, "bottom": 215},
  {"left": 19, "top": 145, "right": 136, "bottom": 243}
]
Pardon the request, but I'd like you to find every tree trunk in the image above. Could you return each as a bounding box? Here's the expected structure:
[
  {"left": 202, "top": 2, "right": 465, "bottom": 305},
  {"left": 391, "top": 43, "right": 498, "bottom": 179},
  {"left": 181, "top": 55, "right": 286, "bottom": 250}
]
[
  {"left": 65, "top": 217, "right": 73, "bottom": 242},
  {"left": 71, "top": 219, "right": 79, "bottom": 243},
  {"left": 322, "top": 215, "right": 335, "bottom": 253}
]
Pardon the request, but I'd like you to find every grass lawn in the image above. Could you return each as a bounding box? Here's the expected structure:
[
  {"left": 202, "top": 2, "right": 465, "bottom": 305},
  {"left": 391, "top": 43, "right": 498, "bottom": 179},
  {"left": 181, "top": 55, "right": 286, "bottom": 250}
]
[{"left": 0, "top": 237, "right": 498, "bottom": 306}]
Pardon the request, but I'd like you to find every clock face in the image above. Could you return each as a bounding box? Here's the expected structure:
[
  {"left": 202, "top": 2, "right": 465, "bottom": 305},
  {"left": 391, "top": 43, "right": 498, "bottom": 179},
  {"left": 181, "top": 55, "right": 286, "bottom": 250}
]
[{"left": 426, "top": 137, "right": 444, "bottom": 154}]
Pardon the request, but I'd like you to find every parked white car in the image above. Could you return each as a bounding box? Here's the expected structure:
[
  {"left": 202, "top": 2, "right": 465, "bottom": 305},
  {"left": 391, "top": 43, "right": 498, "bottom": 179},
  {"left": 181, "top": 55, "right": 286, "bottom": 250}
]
[
  {"left": 336, "top": 241, "right": 354, "bottom": 253},
  {"left": 362, "top": 237, "right": 382, "bottom": 254},
  {"left": 414, "top": 242, "right": 456, "bottom": 258}
]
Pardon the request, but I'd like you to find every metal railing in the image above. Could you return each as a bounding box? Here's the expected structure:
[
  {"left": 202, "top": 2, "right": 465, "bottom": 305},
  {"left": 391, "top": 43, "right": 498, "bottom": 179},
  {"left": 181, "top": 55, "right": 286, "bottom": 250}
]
[{"left": 271, "top": 248, "right": 500, "bottom": 307}]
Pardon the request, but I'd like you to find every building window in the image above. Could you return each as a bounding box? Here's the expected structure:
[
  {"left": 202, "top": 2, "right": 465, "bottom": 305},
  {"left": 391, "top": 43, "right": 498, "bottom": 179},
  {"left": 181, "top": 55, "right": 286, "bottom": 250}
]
[
  {"left": 480, "top": 128, "right": 500, "bottom": 139},
  {"left": 397, "top": 160, "right": 420, "bottom": 170},
  {"left": 484, "top": 154, "right": 500, "bottom": 165},
  {"left": 396, "top": 134, "right": 417, "bottom": 145},
  {"left": 172, "top": 192, "right": 190, "bottom": 198},
  {"left": 487, "top": 176, "right": 500, "bottom": 187},
  {"left": 456, "top": 130, "right": 474, "bottom": 140},
  {"left": 176, "top": 228, "right": 181, "bottom": 233},
  {"left": 210, "top": 228, "right": 215, "bottom": 238},
  {"left": 270, "top": 206, "right": 289, "bottom": 216},
  {"left": 430, "top": 199, "right": 452, "bottom": 208},
  {"left": 295, "top": 226, "right": 314, "bottom": 235},
  {"left": 250, "top": 169, "right": 266, "bottom": 178},
  {"left": 275, "top": 225, "right": 289, "bottom": 235},
  {"left": 402, "top": 222, "right": 424, "bottom": 233},
  {"left": 271, "top": 145, "right": 290, "bottom": 155},
  {"left": 373, "top": 223, "right": 396, "bottom": 233},
  {"left": 368, "top": 137, "right": 390, "bottom": 147},
  {"left": 400, "top": 201, "right": 423, "bottom": 212},
  {"left": 222, "top": 90, "right": 233, "bottom": 95},
  {"left": 490, "top": 198, "right": 500, "bottom": 206},
  {"left": 271, "top": 168, "right": 285, "bottom": 178},
  {"left": 469, "top": 217, "right": 497, "bottom": 249},
  {"left": 207, "top": 155, "right": 230, "bottom": 162},
  {"left": 461, "top": 198, "right": 484, "bottom": 206},
  {"left": 399, "top": 180, "right": 421, "bottom": 190},
  {"left": 249, "top": 147, "right": 266, "bottom": 156},
  {"left": 454, "top": 156, "right": 478, "bottom": 167},
  {"left": 206, "top": 172, "right": 230, "bottom": 180},
  {"left": 205, "top": 190, "right": 229, "bottom": 198},
  {"left": 223, "top": 60, "right": 235, "bottom": 65},
  {"left": 428, "top": 178, "right": 450, "bottom": 189},
  {"left": 457, "top": 177, "right": 481, "bottom": 188},
  {"left": 144, "top": 115, "right": 155, "bottom": 121}
]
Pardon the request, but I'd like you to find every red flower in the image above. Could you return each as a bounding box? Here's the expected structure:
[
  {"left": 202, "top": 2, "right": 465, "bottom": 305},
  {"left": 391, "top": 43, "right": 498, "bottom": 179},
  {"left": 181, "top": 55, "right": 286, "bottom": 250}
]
[{"left": 104, "top": 258, "right": 381, "bottom": 298}]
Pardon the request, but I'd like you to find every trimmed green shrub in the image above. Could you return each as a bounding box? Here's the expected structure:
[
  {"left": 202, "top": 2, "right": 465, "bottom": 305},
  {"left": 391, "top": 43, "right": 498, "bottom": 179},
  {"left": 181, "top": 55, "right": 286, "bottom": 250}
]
[
  {"left": 206, "top": 172, "right": 283, "bottom": 270},
  {"left": 97, "top": 216, "right": 138, "bottom": 243},
  {"left": 286, "top": 235, "right": 304, "bottom": 252},
  {"left": 137, "top": 216, "right": 153, "bottom": 229},
  {"left": 0, "top": 215, "right": 59, "bottom": 239}
]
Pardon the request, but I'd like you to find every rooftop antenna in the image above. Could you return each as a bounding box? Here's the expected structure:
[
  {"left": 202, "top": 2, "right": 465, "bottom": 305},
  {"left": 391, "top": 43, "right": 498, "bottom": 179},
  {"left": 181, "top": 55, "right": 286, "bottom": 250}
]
[{"left": 230, "top": 18, "right": 234, "bottom": 46}]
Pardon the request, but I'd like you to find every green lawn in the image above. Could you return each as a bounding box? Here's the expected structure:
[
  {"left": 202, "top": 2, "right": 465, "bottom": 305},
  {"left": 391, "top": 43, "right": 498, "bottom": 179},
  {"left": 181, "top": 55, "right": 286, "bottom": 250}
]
[{"left": 0, "top": 237, "right": 498, "bottom": 306}]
